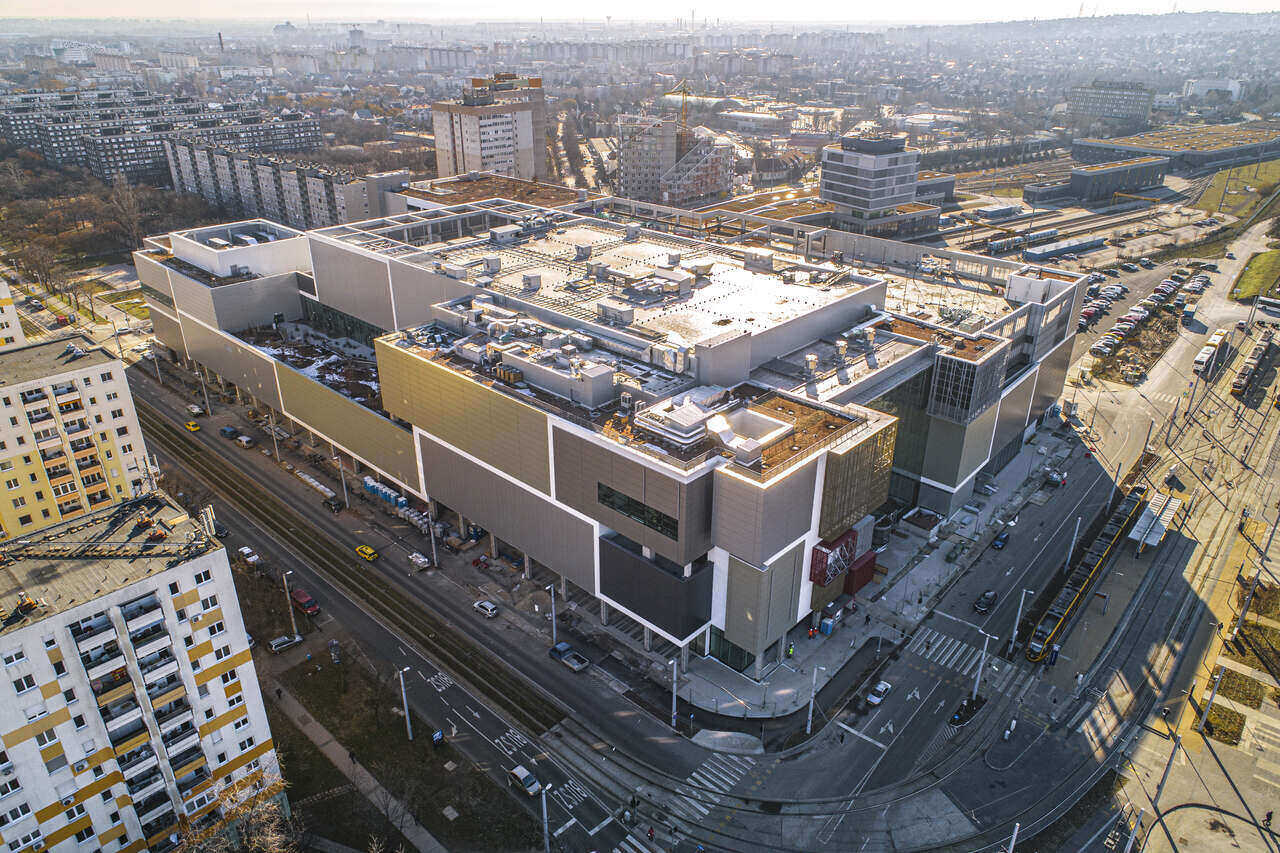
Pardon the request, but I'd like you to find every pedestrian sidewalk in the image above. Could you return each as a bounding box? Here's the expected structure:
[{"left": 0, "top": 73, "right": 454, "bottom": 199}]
[{"left": 263, "top": 676, "right": 448, "bottom": 853}]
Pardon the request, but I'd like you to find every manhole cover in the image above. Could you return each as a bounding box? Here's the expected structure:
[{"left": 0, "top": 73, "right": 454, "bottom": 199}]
[
  {"left": 443, "top": 806, "right": 459, "bottom": 821},
  {"left": 443, "top": 761, "right": 457, "bottom": 772}
]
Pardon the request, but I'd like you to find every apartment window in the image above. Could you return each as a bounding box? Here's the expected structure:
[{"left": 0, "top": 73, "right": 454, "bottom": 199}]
[
  {"left": 200, "top": 595, "right": 218, "bottom": 610},
  {"left": 12, "top": 675, "right": 34, "bottom": 694},
  {"left": 119, "top": 444, "right": 131, "bottom": 454},
  {"left": 227, "top": 694, "right": 243, "bottom": 709},
  {"left": 105, "top": 392, "right": 118, "bottom": 402},
  {"left": 52, "top": 660, "right": 66, "bottom": 677},
  {"left": 0, "top": 802, "right": 30, "bottom": 828},
  {"left": 94, "top": 415, "right": 102, "bottom": 424},
  {"left": 169, "top": 582, "right": 180, "bottom": 595},
  {"left": 6, "top": 828, "right": 39, "bottom": 851},
  {"left": 63, "top": 687, "right": 75, "bottom": 703},
  {"left": 64, "top": 803, "right": 85, "bottom": 820},
  {"left": 10, "top": 498, "right": 24, "bottom": 510},
  {"left": 193, "top": 570, "right": 212, "bottom": 585},
  {"left": 208, "top": 621, "right": 225, "bottom": 637},
  {"left": 109, "top": 409, "right": 123, "bottom": 419},
  {"left": 237, "top": 737, "right": 254, "bottom": 752},
  {"left": 175, "top": 609, "right": 186, "bottom": 623},
  {"left": 16, "top": 515, "right": 29, "bottom": 527},
  {"left": 220, "top": 670, "right": 238, "bottom": 686},
  {"left": 4, "top": 479, "right": 16, "bottom": 491},
  {"left": 233, "top": 717, "right": 250, "bottom": 731},
  {"left": 247, "top": 758, "right": 261, "bottom": 772},
  {"left": 114, "top": 427, "right": 128, "bottom": 437},
  {"left": 204, "top": 708, "right": 214, "bottom": 720},
  {"left": 100, "top": 372, "right": 112, "bottom": 383},
  {"left": 0, "top": 777, "right": 20, "bottom": 798},
  {"left": 0, "top": 462, "right": 10, "bottom": 472},
  {"left": 72, "top": 715, "right": 85, "bottom": 730},
  {"left": 41, "top": 637, "right": 54, "bottom": 650},
  {"left": 73, "top": 827, "right": 93, "bottom": 843},
  {"left": 216, "top": 752, "right": 226, "bottom": 764},
  {"left": 2, "top": 649, "right": 25, "bottom": 666},
  {"left": 214, "top": 646, "right": 231, "bottom": 661},
  {"left": 33, "top": 730, "right": 55, "bottom": 747},
  {"left": 198, "top": 685, "right": 210, "bottom": 699}
]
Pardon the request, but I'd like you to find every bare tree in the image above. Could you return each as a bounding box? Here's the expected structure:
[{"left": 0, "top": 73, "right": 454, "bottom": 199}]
[
  {"left": 177, "top": 774, "right": 296, "bottom": 853},
  {"left": 103, "top": 176, "right": 146, "bottom": 250},
  {"left": 368, "top": 760, "right": 424, "bottom": 841}
]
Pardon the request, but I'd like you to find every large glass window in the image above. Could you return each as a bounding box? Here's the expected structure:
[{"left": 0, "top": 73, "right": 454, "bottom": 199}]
[{"left": 597, "top": 483, "right": 679, "bottom": 541}]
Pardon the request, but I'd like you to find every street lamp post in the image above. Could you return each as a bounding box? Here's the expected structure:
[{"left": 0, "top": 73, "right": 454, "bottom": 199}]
[
  {"left": 333, "top": 456, "right": 349, "bottom": 509},
  {"left": 196, "top": 367, "right": 213, "bottom": 416},
  {"left": 282, "top": 570, "right": 299, "bottom": 638},
  {"left": 546, "top": 584, "right": 557, "bottom": 646},
  {"left": 1197, "top": 667, "right": 1224, "bottom": 733},
  {"left": 806, "top": 665, "right": 827, "bottom": 735},
  {"left": 397, "top": 666, "right": 413, "bottom": 742},
  {"left": 974, "top": 629, "right": 997, "bottom": 701},
  {"left": 670, "top": 659, "right": 678, "bottom": 730},
  {"left": 1009, "top": 589, "right": 1035, "bottom": 656},
  {"left": 426, "top": 501, "right": 439, "bottom": 567},
  {"left": 540, "top": 784, "right": 552, "bottom": 853}
]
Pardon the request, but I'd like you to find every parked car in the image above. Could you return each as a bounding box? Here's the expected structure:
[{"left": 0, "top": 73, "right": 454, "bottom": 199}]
[
  {"left": 235, "top": 435, "right": 256, "bottom": 449},
  {"left": 1104, "top": 268, "right": 1121, "bottom": 277},
  {"left": 973, "top": 590, "right": 999, "bottom": 613},
  {"left": 269, "top": 634, "right": 303, "bottom": 654},
  {"left": 183, "top": 421, "right": 200, "bottom": 432},
  {"left": 186, "top": 404, "right": 204, "bottom": 417},
  {"left": 290, "top": 587, "right": 319, "bottom": 616},
  {"left": 867, "top": 681, "right": 892, "bottom": 706},
  {"left": 1121, "top": 262, "right": 1139, "bottom": 272},
  {"left": 322, "top": 497, "right": 344, "bottom": 514},
  {"left": 355, "top": 544, "right": 378, "bottom": 561},
  {"left": 218, "top": 426, "right": 240, "bottom": 439},
  {"left": 991, "top": 531, "right": 1011, "bottom": 550},
  {"left": 508, "top": 765, "right": 541, "bottom": 796},
  {"left": 1139, "top": 258, "right": 1155, "bottom": 268},
  {"left": 236, "top": 545, "right": 260, "bottom": 566},
  {"left": 548, "top": 641, "right": 590, "bottom": 672},
  {"left": 473, "top": 600, "right": 500, "bottom": 619},
  {"left": 212, "top": 521, "right": 229, "bottom": 538}
]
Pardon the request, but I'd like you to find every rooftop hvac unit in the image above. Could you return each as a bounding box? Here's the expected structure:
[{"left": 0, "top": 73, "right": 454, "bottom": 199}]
[
  {"left": 574, "top": 243, "right": 592, "bottom": 260},
  {"left": 483, "top": 254, "right": 501, "bottom": 273},
  {"left": 624, "top": 224, "right": 641, "bottom": 242},
  {"left": 667, "top": 252, "right": 682, "bottom": 266},
  {"left": 522, "top": 273, "right": 541, "bottom": 291},
  {"left": 61, "top": 796, "right": 75, "bottom": 806}
]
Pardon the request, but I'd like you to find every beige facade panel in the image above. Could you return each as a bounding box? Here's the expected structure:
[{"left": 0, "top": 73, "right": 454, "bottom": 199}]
[
  {"left": 377, "top": 341, "right": 550, "bottom": 494},
  {"left": 165, "top": 267, "right": 218, "bottom": 327},
  {"left": 818, "top": 420, "right": 896, "bottom": 542},
  {"left": 418, "top": 433, "right": 597, "bottom": 591},
  {"left": 179, "top": 317, "right": 282, "bottom": 411},
  {"left": 723, "top": 542, "right": 804, "bottom": 657},
  {"left": 712, "top": 457, "right": 818, "bottom": 568},
  {"left": 551, "top": 427, "right": 714, "bottom": 566},
  {"left": 274, "top": 362, "right": 416, "bottom": 489}
]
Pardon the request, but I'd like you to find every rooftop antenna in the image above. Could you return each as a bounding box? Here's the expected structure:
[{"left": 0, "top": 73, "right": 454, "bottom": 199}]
[{"left": 217, "top": 32, "right": 224, "bottom": 52}]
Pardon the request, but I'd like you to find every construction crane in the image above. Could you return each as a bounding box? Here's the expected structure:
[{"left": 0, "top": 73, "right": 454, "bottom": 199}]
[{"left": 664, "top": 79, "right": 693, "bottom": 129}]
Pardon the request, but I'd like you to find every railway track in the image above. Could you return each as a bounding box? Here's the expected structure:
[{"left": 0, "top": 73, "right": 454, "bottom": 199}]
[{"left": 136, "top": 402, "right": 567, "bottom": 737}]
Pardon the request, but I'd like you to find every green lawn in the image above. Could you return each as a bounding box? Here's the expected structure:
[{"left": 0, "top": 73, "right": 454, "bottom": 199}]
[
  {"left": 1204, "top": 704, "right": 1246, "bottom": 747},
  {"left": 1195, "top": 159, "right": 1280, "bottom": 219},
  {"left": 1232, "top": 250, "right": 1280, "bottom": 301},
  {"left": 1217, "top": 668, "right": 1266, "bottom": 709},
  {"left": 97, "top": 288, "right": 151, "bottom": 320}
]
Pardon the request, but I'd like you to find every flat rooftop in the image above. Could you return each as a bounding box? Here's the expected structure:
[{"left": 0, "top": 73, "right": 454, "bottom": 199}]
[
  {"left": 402, "top": 174, "right": 598, "bottom": 208},
  {"left": 238, "top": 324, "right": 381, "bottom": 411},
  {"left": 0, "top": 335, "right": 113, "bottom": 385},
  {"left": 0, "top": 492, "right": 218, "bottom": 637},
  {"left": 1074, "top": 155, "right": 1169, "bottom": 173},
  {"left": 883, "top": 275, "right": 1016, "bottom": 329},
  {"left": 1077, "top": 125, "right": 1280, "bottom": 154}
]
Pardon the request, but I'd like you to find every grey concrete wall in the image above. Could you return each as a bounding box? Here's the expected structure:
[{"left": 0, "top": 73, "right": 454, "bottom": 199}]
[
  {"left": 990, "top": 368, "right": 1037, "bottom": 461},
  {"left": 179, "top": 318, "right": 282, "bottom": 410},
  {"left": 1029, "top": 336, "right": 1073, "bottom": 425},
  {"left": 722, "top": 541, "right": 805, "bottom": 658},
  {"left": 419, "top": 433, "right": 597, "bottom": 592},
  {"left": 148, "top": 305, "right": 187, "bottom": 360},
  {"left": 166, "top": 268, "right": 217, "bottom": 327},
  {"left": 712, "top": 458, "right": 817, "bottom": 567},
  {"left": 135, "top": 254, "right": 175, "bottom": 310},
  {"left": 308, "top": 238, "right": 395, "bottom": 331},
  {"left": 387, "top": 259, "right": 469, "bottom": 330},
  {"left": 695, "top": 331, "right": 752, "bottom": 387},
  {"left": 208, "top": 273, "right": 304, "bottom": 333}
]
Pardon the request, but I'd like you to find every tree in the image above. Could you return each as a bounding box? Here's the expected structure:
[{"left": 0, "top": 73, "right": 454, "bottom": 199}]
[
  {"left": 177, "top": 774, "right": 297, "bottom": 853},
  {"left": 102, "top": 177, "right": 146, "bottom": 251}
]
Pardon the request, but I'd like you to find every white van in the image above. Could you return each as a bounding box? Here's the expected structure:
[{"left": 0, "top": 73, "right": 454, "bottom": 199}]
[
  {"left": 235, "top": 435, "right": 256, "bottom": 449},
  {"left": 1193, "top": 345, "right": 1216, "bottom": 374}
]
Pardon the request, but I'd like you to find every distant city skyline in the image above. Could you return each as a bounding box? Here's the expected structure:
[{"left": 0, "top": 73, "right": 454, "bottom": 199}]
[{"left": 2, "top": 0, "right": 1279, "bottom": 24}]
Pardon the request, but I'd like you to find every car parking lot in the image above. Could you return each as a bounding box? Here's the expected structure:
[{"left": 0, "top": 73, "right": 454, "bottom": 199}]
[{"left": 1072, "top": 259, "right": 1215, "bottom": 359}]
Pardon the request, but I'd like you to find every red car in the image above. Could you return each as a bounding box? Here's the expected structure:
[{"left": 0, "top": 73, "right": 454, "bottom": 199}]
[{"left": 290, "top": 587, "right": 319, "bottom": 616}]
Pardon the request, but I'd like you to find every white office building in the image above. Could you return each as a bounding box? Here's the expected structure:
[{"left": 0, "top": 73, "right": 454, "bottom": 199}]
[{"left": 432, "top": 75, "right": 548, "bottom": 182}]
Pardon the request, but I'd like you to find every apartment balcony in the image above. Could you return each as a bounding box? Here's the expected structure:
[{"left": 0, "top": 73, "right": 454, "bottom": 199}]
[
  {"left": 147, "top": 675, "right": 184, "bottom": 710},
  {"left": 142, "top": 810, "right": 178, "bottom": 847},
  {"left": 58, "top": 401, "right": 85, "bottom": 416},
  {"left": 170, "top": 747, "right": 207, "bottom": 781},
  {"left": 72, "top": 619, "right": 117, "bottom": 653},
  {"left": 92, "top": 672, "right": 134, "bottom": 707},
  {"left": 136, "top": 791, "right": 174, "bottom": 826},
  {"left": 39, "top": 446, "right": 66, "bottom": 464},
  {"left": 63, "top": 421, "right": 90, "bottom": 437},
  {"left": 110, "top": 721, "right": 150, "bottom": 757},
  {"left": 162, "top": 725, "right": 198, "bottom": 757},
  {"left": 27, "top": 409, "right": 53, "bottom": 425},
  {"left": 52, "top": 384, "right": 80, "bottom": 402},
  {"left": 99, "top": 698, "right": 143, "bottom": 732},
  {"left": 46, "top": 468, "right": 76, "bottom": 488},
  {"left": 36, "top": 431, "right": 63, "bottom": 450},
  {"left": 20, "top": 389, "right": 48, "bottom": 406},
  {"left": 86, "top": 488, "right": 111, "bottom": 507},
  {"left": 119, "top": 746, "right": 159, "bottom": 779},
  {"left": 123, "top": 598, "right": 164, "bottom": 634},
  {"left": 155, "top": 700, "right": 193, "bottom": 734},
  {"left": 69, "top": 438, "right": 94, "bottom": 455},
  {"left": 58, "top": 500, "right": 85, "bottom": 519},
  {"left": 140, "top": 651, "right": 179, "bottom": 686},
  {"left": 125, "top": 770, "right": 166, "bottom": 801},
  {"left": 75, "top": 455, "right": 101, "bottom": 473},
  {"left": 81, "top": 642, "right": 125, "bottom": 681},
  {"left": 131, "top": 624, "right": 171, "bottom": 659}
]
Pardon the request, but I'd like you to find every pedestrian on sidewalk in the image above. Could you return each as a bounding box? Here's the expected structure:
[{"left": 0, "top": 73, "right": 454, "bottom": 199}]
[
  {"left": 647, "top": 826, "right": 655, "bottom": 841},
  {"left": 275, "top": 687, "right": 282, "bottom": 701}
]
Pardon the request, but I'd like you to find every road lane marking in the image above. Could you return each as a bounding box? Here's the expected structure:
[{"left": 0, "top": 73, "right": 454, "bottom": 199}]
[
  {"left": 838, "top": 722, "right": 886, "bottom": 749},
  {"left": 553, "top": 818, "right": 577, "bottom": 837},
  {"left": 587, "top": 816, "right": 613, "bottom": 835}
]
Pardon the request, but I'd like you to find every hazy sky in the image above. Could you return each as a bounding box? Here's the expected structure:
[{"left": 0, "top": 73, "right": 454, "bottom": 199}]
[{"left": 1, "top": 0, "right": 1277, "bottom": 23}]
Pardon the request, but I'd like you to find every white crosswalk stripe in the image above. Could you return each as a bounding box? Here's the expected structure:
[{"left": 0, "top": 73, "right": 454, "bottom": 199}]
[
  {"left": 614, "top": 836, "right": 650, "bottom": 853},
  {"left": 662, "top": 753, "right": 756, "bottom": 826},
  {"left": 910, "top": 627, "right": 1032, "bottom": 697}
]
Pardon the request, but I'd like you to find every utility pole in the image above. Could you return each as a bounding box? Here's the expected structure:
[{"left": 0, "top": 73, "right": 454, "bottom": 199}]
[
  {"left": 1122, "top": 808, "right": 1145, "bottom": 853},
  {"left": 1235, "top": 570, "right": 1262, "bottom": 640},
  {"left": 1197, "top": 667, "right": 1224, "bottom": 733},
  {"left": 670, "top": 658, "right": 679, "bottom": 730},
  {"left": 196, "top": 367, "right": 213, "bottom": 416},
  {"left": 334, "top": 455, "right": 349, "bottom": 508},
  {"left": 1065, "top": 517, "right": 1081, "bottom": 573},
  {"left": 268, "top": 410, "right": 281, "bottom": 462},
  {"left": 974, "top": 630, "right": 996, "bottom": 700},
  {"left": 806, "top": 665, "right": 827, "bottom": 735},
  {"left": 1008, "top": 822, "right": 1020, "bottom": 852},
  {"left": 1009, "top": 589, "right": 1035, "bottom": 656},
  {"left": 1152, "top": 734, "right": 1182, "bottom": 814},
  {"left": 540, "top": 785, "right": 552, "bottom": 853},
  {"left": 546, "top": 583, "right": 557, "bottom": 646},
  {"left": 282, "top": 570, "right": 299, "bottom": 638},
  {"left": 397, "top": 666, "right": 413, "bottom": 741}
]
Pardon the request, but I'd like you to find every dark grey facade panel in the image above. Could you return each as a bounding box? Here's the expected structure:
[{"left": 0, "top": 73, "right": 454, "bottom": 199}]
[
  {"left": 165, "top": 268, "right": 218, "bottom": 327},
  {"left": 148, "top": 306, "right": 187, "bottom": 360},
  {"left": 387, "top": 260, "right": 469, "bottom": 330},
  {"left": 598, "top": 537, "right": 711, "bottom": 641},
  {"left": 420, "top": 433, "right": 597, "bottom": 592},
  {"left": 713, "top": 462, "right": 815, "bottom": 583},
  {"left": 989, "top": 370, "right": 1036, "bottom": 464},
  {"left": 1029, "top": 338, "right": 1073, "bottom": 427},
  {"left": 308, "top": 238, "right": 396, "bottom": 331},
  {"left": 722, "top": 544, "right": 804, "bottom": 657}
]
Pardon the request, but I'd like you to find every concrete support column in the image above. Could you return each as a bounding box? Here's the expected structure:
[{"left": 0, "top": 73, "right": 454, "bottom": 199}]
[
  {"left": 488, "top": 532, "right": 497, "bottom": 559},
  {"left": 599, "top": 600, "right": 609, "bottom": 625},
  {"left": 457, "top": 512, "right": 467, "bottom": 533},
  {"left": 523, "top": 553, "right": 532, "bottom": 580},
  {"left": 680, "top": 643, "right": 689, "bottom": 669},
  {"left": 777, "top": 638, "right": 785, "bottom": 664},
  {"left": 560, "top": 576, "right": 567, "bottom": 598},
  {"left": 643, "top": 627, "right": 653, "bottom": 651}
]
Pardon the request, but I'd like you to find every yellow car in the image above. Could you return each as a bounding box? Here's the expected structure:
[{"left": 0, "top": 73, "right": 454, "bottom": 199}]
[
  {"left": 355, "top": 544, "right": 379, "bottom": 562},
  {"left": 183, "top": 421, "right": 201, "bottom": 432}
]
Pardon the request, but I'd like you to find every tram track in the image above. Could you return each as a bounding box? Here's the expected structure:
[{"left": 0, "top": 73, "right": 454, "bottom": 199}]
[{"left": 136, "top": 401, "right": 567, "bottom": 737}]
